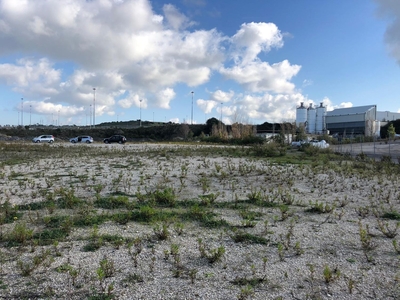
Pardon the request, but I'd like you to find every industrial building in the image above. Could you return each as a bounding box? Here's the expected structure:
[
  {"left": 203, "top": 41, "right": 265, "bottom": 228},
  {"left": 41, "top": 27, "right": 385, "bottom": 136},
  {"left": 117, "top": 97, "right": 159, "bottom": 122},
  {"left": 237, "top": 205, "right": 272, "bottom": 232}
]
[
  {"left": 296, "top": 103, "right": 391, "bottom": 137},
  {"left": 325, "top": 105, "right": 377, "bottom": 136},
  {"left": 295, "top": 102, "right": 327, "bottom": 135}
]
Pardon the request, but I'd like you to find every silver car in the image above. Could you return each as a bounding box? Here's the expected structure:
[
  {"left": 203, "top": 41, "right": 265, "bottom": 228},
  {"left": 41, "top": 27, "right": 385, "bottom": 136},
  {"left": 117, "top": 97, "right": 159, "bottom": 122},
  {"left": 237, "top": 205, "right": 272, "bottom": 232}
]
[
  {"left": 32, "top": 135, "right": 55, "bottom": 143},
  {"left": 69, "top": 136, "right": 94, "bottom": 143}
]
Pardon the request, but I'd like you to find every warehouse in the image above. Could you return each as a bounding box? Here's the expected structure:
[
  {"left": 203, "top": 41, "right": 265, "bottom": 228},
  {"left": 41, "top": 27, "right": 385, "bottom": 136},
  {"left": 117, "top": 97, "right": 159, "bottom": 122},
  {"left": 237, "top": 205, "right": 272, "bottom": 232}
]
[
  {"left": 324, "top": 105, "right": 377, "bottom": 136},
  {"left": 296, "top": 103, "right": 382, "bottom": 136}
]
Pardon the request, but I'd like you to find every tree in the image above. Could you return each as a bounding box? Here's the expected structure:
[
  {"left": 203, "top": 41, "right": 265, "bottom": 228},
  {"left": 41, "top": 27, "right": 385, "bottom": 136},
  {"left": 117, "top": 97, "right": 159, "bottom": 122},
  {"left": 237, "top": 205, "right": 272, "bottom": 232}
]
[{"left": 387, "top": 123, "right": 396, "bottom": 140}]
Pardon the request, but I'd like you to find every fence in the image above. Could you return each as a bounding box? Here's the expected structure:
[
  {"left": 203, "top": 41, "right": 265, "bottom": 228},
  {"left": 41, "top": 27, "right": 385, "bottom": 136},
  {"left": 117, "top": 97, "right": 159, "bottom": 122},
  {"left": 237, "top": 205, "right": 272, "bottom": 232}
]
[{"left": 331, "top": 139, "right": 400, "bottom": 162}]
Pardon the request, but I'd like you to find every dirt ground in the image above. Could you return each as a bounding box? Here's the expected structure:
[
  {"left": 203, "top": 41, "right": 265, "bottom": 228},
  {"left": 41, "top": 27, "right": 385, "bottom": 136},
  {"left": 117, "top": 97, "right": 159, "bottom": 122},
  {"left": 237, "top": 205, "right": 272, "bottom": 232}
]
[{"left": 0, "top": 142, "right": 399, "bottom": 299}]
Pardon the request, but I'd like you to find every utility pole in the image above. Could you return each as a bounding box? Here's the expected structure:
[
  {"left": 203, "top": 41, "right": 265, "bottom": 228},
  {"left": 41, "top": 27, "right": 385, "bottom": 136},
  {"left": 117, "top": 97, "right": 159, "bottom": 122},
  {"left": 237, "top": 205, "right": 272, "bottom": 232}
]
[
  {"left": 139, "top": 99, "right": 142, "bottom": 127},
  {"left": 93, "top": 88, "right": 96, "bottom": 128},
  {"left": 21, "top": 98, "right": 23, "bottom": 126},
  {"left": 191, "top": 91, "right": 194, "bottom": 125}
]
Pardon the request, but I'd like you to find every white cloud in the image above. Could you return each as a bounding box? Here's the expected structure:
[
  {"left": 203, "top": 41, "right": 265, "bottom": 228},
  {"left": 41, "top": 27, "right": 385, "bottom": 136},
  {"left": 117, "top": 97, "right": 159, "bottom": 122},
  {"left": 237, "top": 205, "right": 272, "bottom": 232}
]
[
  {"left": 219, "top": 60, "right": 301, "bottom": 94},
  {"left": 323, "top": 97, "right": 353, "bottom": 112},
  {"left": 0, "top": 58, "right": 61, "bottom": 94},
  {"left": 210, "top": 90, "right": 234, "bottom": 102},
  {"left": 197, "top": 99, "right": 219, "bottom": 114},
  {"left": 375, "top": 0, "right": 400, "bottom": 65},
  {"left": 155, "top": 88, "right": 176, "bottom": 109},
  {"left": 0, "top": 0, "right": 307, "bottom": 123},
  {"left": 231, "top": 22, "right": 283, "bottom": 65},
  {"left": 163, "top": 4, "right": 194, "bottom": 30}
]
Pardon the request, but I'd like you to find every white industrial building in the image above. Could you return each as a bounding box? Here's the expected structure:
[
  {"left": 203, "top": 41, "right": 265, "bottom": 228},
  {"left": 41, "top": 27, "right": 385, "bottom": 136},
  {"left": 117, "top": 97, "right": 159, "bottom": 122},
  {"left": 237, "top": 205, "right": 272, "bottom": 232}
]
[
  {"left": 376, "top": 111, "right": 400, "bottom": 122},
  {"left": 325, "top": 105, "right": 377, "bottom": 136},
  {"left": 295, "top": 103, "right": 392, "bottom": 137}
]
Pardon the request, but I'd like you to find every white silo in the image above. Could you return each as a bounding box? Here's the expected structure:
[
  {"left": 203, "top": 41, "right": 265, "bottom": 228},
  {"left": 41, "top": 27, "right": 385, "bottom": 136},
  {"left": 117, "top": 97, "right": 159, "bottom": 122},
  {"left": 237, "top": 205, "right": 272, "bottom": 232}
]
[
  {"left": 296, "top": 102, "right": 307, "bottom": 127},
  {"left": 307, "top": 103, "right": 316, "bottom": 134},
  {"left": 316, "top": 102, "right": 326, "bottom": 134}
]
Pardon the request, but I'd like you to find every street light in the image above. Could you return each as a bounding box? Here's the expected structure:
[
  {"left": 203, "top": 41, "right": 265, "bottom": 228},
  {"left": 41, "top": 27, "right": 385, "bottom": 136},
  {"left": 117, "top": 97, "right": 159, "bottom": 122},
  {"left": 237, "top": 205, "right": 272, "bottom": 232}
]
[
  {"left": 191, "top": 91, "right": 194, "bottom": 125},
  {"left": 21, "top": 98, "right": 23, "bottom": 126},
  {"left": 139, "top": 99, "right": 142, "bottom": 127},
  {"left": 220, "top": 102, "right": 223, "bottom": 122},
  {"left": 220, "top": 102, "right": 223, "bottom": 132},
  {"left": 93, "top": 88, "right": 96, "bottom": 128}
]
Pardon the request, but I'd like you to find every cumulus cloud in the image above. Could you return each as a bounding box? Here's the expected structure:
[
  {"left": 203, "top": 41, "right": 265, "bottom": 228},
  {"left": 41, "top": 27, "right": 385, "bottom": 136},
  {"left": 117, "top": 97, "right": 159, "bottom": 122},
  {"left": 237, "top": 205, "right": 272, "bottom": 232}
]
[
  {"left": 210, "top": 90, "right": 234, "bottom": 102},
  {"left": 220, "top": 60, "right": 301, "bottom": 94},
  {"left": 322, "top": 97, "right": 353, "bottom": 112},
  {"left": 0, "top": 0, "right": 305, "bottom": 123},
  {"left": 155, "top": 88, "right": 176, "bottom": 109},
  {"left": 197, "top": 99, "right": 219, "bottom": 114},
  {"left": 163, "top": 4, "right": 194, "bottom": 30},
  {"left": 0, "top": 58, "right": 60, "bottom": 92},
  {"left": 375, "top": 0, "right": 400, "bottom": 65},
  {"left": 204, "top": 89, "right": 310, "bottom": 123},
  {"left": 231, "top": 22, "right": 283, "bottom": 65}
]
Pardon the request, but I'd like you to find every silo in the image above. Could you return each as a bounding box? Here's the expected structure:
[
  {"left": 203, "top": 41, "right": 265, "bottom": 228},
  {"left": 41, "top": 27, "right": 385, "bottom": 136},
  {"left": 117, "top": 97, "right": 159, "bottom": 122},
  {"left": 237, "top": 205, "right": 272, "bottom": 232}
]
[
  {"left": 316, "top": 102, "right": 326, "bottom": 134},
  {"left": 307, "top": 103, "right": 316, "bottom": 134},
  {"left": 296, "top": 102, "right": 307, "bottom": 127}
]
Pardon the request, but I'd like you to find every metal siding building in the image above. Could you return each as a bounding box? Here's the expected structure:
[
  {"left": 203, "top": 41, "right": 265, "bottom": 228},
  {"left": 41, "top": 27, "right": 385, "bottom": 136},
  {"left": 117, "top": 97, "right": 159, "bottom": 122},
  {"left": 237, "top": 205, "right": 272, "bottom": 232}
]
[{"left": 325, "top": 105, "right": 377, "bottom": 136}]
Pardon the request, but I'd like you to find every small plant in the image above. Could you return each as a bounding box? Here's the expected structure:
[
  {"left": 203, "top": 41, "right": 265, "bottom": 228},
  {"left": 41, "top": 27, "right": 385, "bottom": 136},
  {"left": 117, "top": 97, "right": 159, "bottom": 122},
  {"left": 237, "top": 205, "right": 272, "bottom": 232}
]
[
  {"left": 173, "top": 222, "right": 184, "bottom": 235},
  {"left": 197, "top": 239, "right": 225, "bottom": 263},
  {"left": 128, "top": 237, "right": 143, "bottom": 268},
  {"left": 189, "top": 268, "right": 198, "bottom": 284},
  {"left": 237, "top": 285, "right": 255, "bottom": 300},
  {"left": 376, "top": 219, "right": 399, "bottom": 238},
  {"left": 277, "top": 243, "right": 284, "bottom": 261},
  {"left": 392, "top": 240, "right": 400, "bottom": 254},
  {"left": 152, "top": 187, "right": 177, "bottom": 207},
  {"left": 99, "top": 256, "right": 115, "bottom": 278},
  {"left": 344, "top": 276, "right": 356, "bottom": 294},
  {"left": 323, "top": 265, "right": 340, "bottom": 284},
  {"left": 307, "top": 200, "right": 335, "bottom": 214},
  {"left": 358, "top": 222, "right": 377, "bottom": 251},
  {"left": 8, "top": 221, "right": 33, "bottom": 245},
  {"left": 199, "top": 193, "right": 220, "bottom": 206},
  {"left": 153, "top": 223, "right": 170, "bottom": 240}
]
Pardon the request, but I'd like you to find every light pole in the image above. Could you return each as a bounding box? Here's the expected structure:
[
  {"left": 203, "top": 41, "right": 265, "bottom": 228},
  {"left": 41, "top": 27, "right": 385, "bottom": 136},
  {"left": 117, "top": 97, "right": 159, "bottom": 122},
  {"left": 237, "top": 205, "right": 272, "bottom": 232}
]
[
  {"left": 191, "top": 91, "right": 194, "bottom": 125},
  {"left": 220, "top": 102, "right": 223, "bottom": 122},
  {"left": 30, "top": 105, "right": 32, "bottom": 126},
  {"left": 21, "top": 98, "right": 23, "bottom": 126},
  {"left": 220, "top": 102, "right": 223, "bottom": 132},
  {"left": 93, "top": 88, "right": 96, "bottom": 128},
  {"left": 89, "top": 105, "right": 92, "bottom": 128},
  {"left": 139, "top": 99, "right": 142, "bottom": 127}
]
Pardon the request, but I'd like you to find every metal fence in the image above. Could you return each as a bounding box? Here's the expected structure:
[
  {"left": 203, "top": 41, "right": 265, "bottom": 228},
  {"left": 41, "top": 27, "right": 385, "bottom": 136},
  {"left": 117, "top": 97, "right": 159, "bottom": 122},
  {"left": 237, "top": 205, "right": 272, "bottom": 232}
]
[{"left": 331, "top": 140, "right": 400, "bottom": 162}]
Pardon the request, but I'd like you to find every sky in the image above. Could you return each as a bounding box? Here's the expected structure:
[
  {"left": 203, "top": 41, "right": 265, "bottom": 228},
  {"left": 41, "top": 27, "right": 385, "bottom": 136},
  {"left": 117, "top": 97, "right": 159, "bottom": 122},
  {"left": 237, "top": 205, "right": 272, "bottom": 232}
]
[{"left": 1, "top": 0, "right": 400, "bottom": 127}]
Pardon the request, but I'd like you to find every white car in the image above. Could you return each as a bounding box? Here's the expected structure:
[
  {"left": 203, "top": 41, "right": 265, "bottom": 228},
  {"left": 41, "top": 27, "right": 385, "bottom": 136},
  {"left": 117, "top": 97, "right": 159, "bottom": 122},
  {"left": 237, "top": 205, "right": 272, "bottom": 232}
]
[
  {"left": 309, "top": 139, "right": 329, "bottom": 149},
  {"left": 32, "top": 135, "right": 55, "bottom": 143},
  {"left": 291, "top": 140, "right": 307, "bottom": 147},
  {"left": 69, "top": 136, "right": 93, "bottom": 143}
]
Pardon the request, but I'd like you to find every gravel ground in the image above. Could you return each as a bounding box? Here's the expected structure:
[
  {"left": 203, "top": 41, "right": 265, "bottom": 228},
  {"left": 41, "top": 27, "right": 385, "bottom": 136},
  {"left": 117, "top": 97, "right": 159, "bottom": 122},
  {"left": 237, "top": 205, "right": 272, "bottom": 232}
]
[{"left": 0, "top": 143, "right": 399, "bottom": 299}]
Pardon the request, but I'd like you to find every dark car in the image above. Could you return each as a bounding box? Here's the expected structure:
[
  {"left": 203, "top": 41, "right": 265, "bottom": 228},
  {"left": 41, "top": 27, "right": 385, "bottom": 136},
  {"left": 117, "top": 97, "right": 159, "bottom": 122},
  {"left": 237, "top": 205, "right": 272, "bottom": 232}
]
[{"left": 103, "top": 135, "right": 127, "bottom": 144}]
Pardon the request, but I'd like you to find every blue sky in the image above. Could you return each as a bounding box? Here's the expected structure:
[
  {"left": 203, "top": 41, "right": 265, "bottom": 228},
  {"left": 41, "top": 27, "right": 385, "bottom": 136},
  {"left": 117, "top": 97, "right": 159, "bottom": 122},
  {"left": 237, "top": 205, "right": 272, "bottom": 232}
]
[{"left": 0, "top": 0, "right": 400, "bottom": 126}]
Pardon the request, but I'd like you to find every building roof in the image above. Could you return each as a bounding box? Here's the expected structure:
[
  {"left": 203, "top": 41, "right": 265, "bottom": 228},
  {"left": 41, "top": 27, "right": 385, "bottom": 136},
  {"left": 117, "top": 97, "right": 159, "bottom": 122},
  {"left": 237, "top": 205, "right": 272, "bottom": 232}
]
[{"left": 326, "top": 105, "right": 376, "bottom": 117}]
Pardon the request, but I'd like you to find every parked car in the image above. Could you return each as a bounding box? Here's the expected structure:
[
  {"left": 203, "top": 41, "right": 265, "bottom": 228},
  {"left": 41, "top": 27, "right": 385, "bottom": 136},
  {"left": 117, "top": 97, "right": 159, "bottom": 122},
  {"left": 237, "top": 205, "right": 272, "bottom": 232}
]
[
  {"left": 291, "top": 140, "right": 307, "bottom": 147},
  {"left": 103, "top": 135, "right": 126, "bottom": 144},
  {"left": 32, "top": 135, "right": 55, "bottom": 143},
  {"left": 69, "top": 136, "right": 93, "bottom": 143},
  {"left": 309, "top": 139, "right": 329, "bottom": 149}
]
